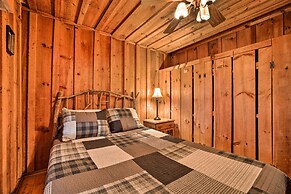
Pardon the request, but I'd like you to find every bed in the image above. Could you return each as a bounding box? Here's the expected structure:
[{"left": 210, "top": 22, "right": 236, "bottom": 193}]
[{"left": 45, "top": 90, "right": 291, "bottom": 194}]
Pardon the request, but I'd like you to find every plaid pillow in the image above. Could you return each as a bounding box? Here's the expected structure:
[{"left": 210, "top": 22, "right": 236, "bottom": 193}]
[
  {"left": 106, "top": 108, "right": 143, "bottom": 133},
  {"left": 62, "top": 108, "right": 110, "bottom": 141}
]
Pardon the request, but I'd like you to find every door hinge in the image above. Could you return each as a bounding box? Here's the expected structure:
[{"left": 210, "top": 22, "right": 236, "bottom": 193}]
[{"left": 270, "top": 61, "right": 275, "bottom": 69}]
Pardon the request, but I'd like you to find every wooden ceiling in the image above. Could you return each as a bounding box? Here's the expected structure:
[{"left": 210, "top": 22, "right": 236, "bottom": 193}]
[{"left": 23, "top": 0, "right": 291, "bottom": 53}]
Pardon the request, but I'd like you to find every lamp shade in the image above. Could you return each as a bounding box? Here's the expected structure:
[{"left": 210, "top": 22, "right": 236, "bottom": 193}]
[
  {"left": 200, "top": 5, "right": 210, "bottom": 21},
  {"left": 196, "top": 10, "right": 202, "bottom": 22},
  {"left": 174, "top": 2, "right": 189, "bottom": 19},
  {"left": 152, "top": 88, "right": 163, "bottom": 98}
]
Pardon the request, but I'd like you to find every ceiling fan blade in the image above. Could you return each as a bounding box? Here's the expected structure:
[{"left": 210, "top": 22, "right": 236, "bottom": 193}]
[
  {"left": 208, "top": 4, "right": 225, "bottom": 27},
  {"left": 164, "top": 18, "right": 181, "bottom": 34}
]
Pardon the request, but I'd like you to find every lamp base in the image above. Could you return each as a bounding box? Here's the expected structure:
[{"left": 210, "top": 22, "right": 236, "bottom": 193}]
[{"left": 154, "top": 116, "right": 161, "bottom": 120}]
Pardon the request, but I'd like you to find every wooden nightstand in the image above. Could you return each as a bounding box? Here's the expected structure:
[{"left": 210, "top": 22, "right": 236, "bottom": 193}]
[{"left": 143, "top": 119, "right": 175, "bottom": 136}]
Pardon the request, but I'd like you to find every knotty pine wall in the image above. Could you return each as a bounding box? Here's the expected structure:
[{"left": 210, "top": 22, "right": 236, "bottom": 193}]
[
  {"left": 166, "top": 11, "right": 291, "bottom": 177},
  {"left": 0, "top": 4, "right": 26, "bottom": 194},
  {"left": 22, "top": 10, "right": 170, "bottom": 172}
]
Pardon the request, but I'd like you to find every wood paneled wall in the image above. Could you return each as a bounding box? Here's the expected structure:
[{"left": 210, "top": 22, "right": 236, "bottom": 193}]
[
  {"left": 0, "top": 4, "right": 26, "bottom": 194},
  {"left": 164, "top": 11, "right": 291, "bottom": 177},
  {"left": 166, "top": 36, "right": 291, "bottom": 177},
  {"left": 22, "top": 10, "right": 170, "bottom": 172}
]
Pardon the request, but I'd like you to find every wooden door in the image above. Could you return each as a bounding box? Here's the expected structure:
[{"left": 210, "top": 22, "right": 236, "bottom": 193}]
[
  {"left": 233, "top": 51, "right": 256, "bottom": 159},
  {"left": 272, "top": 34, "right": 291, "bottom": 176},
  {"left": 214, "top": 56, "right": 232, "bottom": 152},
  {"left": 180, "top": 66, "right": 192, "bottom": 141},
  {"left": 193, "top": 59, "right": 213, "bottom": 147}
]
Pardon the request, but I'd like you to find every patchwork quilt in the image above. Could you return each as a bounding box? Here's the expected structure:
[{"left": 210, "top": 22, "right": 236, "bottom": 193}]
[{"left": 45, "top": 128, "right": 290, "bottom": 194}]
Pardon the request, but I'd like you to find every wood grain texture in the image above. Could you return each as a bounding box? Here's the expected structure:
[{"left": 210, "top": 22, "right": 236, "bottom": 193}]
[
  {"left": 233, "top": 51, "right": 256, "bottom": 159},
  {"left": 52, "top": 20, "right": 74, "bottom": 100},
  {"left": 158, "top": 54, "right": 171, "bottom": 119},
  {"left": 284, "top": 11, "right": 291, "bottom": 35},
  {"left": 171, "top": 69, "right": 181, "bottom": 137},
  {"left": 214, "top": 57, "right": 232, "bottom": 152},
  {"left": 236, "top": 27, "right": 256, "bottom": 48},
  {"left": 135, "top": 45, "right": 147, "bottom": 121},
  {"left": 257, "top": 46, "right": 272, "bottom": 164},
  {"left": 124, "top": 43, "right": 136, "bottom": 96},
  {"left": 180, "top": 66, "right": 192, "bottom": 141},
  {"left": 27, "top": 12, "right": 37, "bottom": 172},
  {"left": 146, "top": 50, "right": 157, "bottom": 119},
  {"left": 256, "top": 15, "right": 283, "bottom": 42},
  {"left": 221, "top": 32, "right": 237, "bottom": 52},
  {"left": 74, "top": 28, "right": 94, "bottom": 109},
  {"left": 96, "top": 0, "right": 141, "bottom": 33},
  {"left": 110, "top": 38, "right": 124, "bottom": 107},
  {"left": 272, "top": 34, "right": 291, "bottom": 177},
  {"left": 33, "top": 15, "right": 53, "bottom": 170},
  {"left": 194, "top": 59, "right": 213, "bottom": 147},
  {"left": 93, "top": 32, "right": 111, "bottom": 91}
]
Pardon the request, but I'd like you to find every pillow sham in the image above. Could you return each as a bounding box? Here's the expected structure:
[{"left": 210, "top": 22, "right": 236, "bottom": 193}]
[
  {"left": 62, "top": 108, "right": 110, "bottom": 141},
  {"left": 106, "top": 108, "right": 143, "bottom": 133}
]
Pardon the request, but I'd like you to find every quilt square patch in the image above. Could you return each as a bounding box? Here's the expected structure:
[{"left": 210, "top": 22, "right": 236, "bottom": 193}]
[
  {"left": 134, "top": 152, "right": 192, "bottom": 185},
  {"left": 88, "top": 145, "right": 133, "bottom": 169},
  {"left": 83, "top": 138, "right": 114, "bottom": 150},
  {"left": 80, "top": 171, "right": 171, "bottom": 194}
]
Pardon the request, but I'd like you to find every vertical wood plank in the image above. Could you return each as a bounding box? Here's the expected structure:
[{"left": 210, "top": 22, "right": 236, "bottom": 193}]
[
  {"left": 93, "top": 32, "right": 111, "bottom": 109},
  {"left": 0, "top": 11, "right": 10, "bottom": 193},
  {"left": 136, "top": 45, "right": 147, "bottom": 121},
  {"left": 52, "top": 20, "right": 74, "bottom": 103},
  {"left": 214, "top": 57, "right": 232, "bottom": 152},
  {"left": 193, "top": 63, "right": 203, "bottom": 144},
  {"left": 203, "top": 60, "right": 213, "bottom": 147},
  {"left": 208, "top": 39, "right": 220, "bottom": 57},
  {"left": 233, "top": 51, "right": 256, "bottom": 159},
  {"left": 284, "top": 11, "right": 291, "bottom": 35},
  {"left": 74, "top": 28, "right": 94, "bottom": 109},
  {"left": 256, "top": 15, "right": 284, "bottom": 42},
  {"left": 27, "top": 12, "right": 37, "bottom": 172},
  {"left": 124, "top": 42, "right": 136, "bottom": 96},
  {"left": 34, "top": 15, "right": 53, "bottom": 170},
  {"left": 158, "top": 53, "right": 171, "bottom": 119},
  {"left": 258, "top": 46, "right": 272, "bottom": 164},
  {"left": 272, "top": 34, "right": 291, "bottom": 177},
  {"left": 187, "top": 47, "right": 197, "bottom": 62},
  {"left": 222, "top": 33, "right": 237, "bottom": 52},
  {"left": 236, "top": 27, "right": 256, "bottom": 48},
  {"left": 146, "top": 50, "right": 156, "bottom": 119},
  {"left": 111, "top": 38, "right": 124, "bottom": 107},
  {"left": 180, "top": 66, "right": 192, "bottom": 141},
  {"left": 197, "top": 43, "right": 208, "bottom": 59},
  {"left": 171, "top": 69, "right": 181, "bottom": 137}
]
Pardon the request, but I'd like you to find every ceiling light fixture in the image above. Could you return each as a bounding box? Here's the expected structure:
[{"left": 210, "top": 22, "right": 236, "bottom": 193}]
[
  {"left": 174, "top": 2, "right": 189, "bottom": 19},
  {"left": 200, "top": 5, "right": 210, "bottom": 21}
]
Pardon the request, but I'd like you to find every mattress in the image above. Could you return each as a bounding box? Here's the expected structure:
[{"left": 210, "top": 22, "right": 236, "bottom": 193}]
[{"left": 45, "top": 128, "right": 290, "bottom": 194}]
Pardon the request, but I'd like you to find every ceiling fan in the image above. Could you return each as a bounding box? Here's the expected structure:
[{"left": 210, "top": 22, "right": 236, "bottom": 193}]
[{"left": 164, "top": 0, "right": 225, "bottom": 34}]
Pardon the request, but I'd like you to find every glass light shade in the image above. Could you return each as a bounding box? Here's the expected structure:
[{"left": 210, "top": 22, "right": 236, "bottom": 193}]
[
  {"left": 200, "top": 5, "right": 210, "bottom": 21},
  {"left": 201, "top": 0, "right": 216, "bottom": 6},
  {"left": 174, "top": 2, "right": 189, "bottom": 19},
  {"left": 200, "top": 0, "right": 208, "bottom": 6},
  {"left": 152, "top": 88, "right": 163, "bottom": 98},
  {"left": 196, "top": 10, "right": 202, "bottom": 22}
]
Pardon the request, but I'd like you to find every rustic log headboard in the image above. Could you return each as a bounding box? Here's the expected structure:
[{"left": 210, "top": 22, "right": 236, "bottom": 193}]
[{"left": 51, "top": 90, "right": 136, "bottom": 141}]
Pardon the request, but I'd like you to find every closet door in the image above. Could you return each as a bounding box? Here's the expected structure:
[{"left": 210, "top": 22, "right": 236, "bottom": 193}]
[
  {"left": 180, "top": 66, "right": 192, "bottom": 141},
  {"left": 193, "top": 58, "right": 213, "bottom": 147},
  {"left": 272, "top": 34, "right": 291, "bottom": 176},
  {"left": 214, "top": 56, "right": 232, "bottom": 153},
  {"left": 233, "top": 51, "right": 256, "bottom": 159}
]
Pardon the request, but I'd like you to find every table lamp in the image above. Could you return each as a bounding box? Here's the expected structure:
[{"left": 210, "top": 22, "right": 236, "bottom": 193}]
[{"left": 152, "top": 88, "right": 163, "bottom": 120}]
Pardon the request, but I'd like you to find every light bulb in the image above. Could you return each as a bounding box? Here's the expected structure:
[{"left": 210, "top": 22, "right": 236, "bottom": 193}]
[
  {"left": 200, "top": 5, "right": 210, "bottom": 21},
  {"left": 174, "top": 2, "right": 189, "bottom": 19}
]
